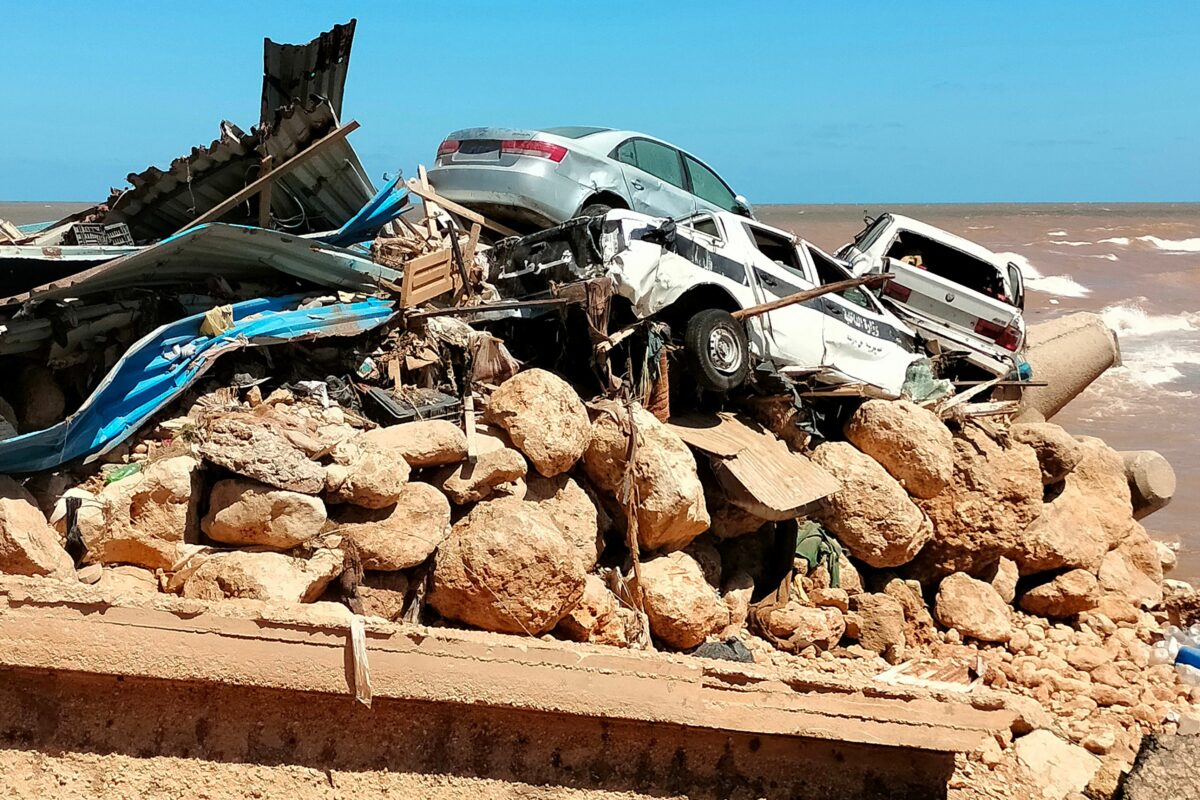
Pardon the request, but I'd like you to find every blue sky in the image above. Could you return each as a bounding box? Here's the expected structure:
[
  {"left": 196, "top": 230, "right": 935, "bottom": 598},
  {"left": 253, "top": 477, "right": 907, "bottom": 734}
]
[{"left": 2, "top": 1, "right": 1197, "bottom": 203}]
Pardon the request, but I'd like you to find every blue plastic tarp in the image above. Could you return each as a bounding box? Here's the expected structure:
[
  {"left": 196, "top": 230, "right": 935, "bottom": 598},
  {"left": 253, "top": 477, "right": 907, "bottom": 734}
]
[
  {"left": 319, "top": 175, "right": 410, "bottom": 248},
  {"left": 0, "top": 294, "right": 394, "bottom": 473}
]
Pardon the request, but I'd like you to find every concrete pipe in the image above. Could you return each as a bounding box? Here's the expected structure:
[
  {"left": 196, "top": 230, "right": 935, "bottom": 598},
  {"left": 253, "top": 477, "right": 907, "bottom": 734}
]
[
  {"left": 1121, "top": 450, "right": 1177, "bottom": 519},
  {"left": 1006, "top": 312, "right": 1121, "bottom": 422}
]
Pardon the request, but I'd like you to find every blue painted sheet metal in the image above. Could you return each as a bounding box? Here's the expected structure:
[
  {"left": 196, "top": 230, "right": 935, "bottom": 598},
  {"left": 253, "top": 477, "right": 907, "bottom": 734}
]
[
  {"left": 3, "top": 223, "right": 401, "bottom": 307},
  {"left": 320, "top": 175, "right": 410, "bottom": 247},
  {"left": 0, "top": 294, "right": 394, "bottom": 473}
]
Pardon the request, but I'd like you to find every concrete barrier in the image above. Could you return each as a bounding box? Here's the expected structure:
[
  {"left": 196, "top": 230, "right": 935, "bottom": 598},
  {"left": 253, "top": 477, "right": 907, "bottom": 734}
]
[
  {"left": 1008, "top": 312, "right": 1121, "bottom": 422},
  {"left": 1122, "top": 450, "right": 1177, "bottom": 519}
]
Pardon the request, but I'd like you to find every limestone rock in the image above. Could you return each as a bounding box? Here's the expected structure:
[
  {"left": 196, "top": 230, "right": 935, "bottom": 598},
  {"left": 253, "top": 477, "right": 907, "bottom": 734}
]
[
  {"left": 720, "top": 570, "right": 754, "bottom": 637},
  {"left": 201, "top": 479, "right": 327, "bottom": 549},
  {"left": 851, "top": 592, "right": 906, "bottom": 662},
  {"left": 809, "top": 441, "right": 933, "bottom": 568},
  {"left": 485, "top": 369, "right": 591, "bottom": 477},
  {"left": 555, "top": 574, "right": 639, "bottom": 647},
  {"left": 435, "top": 447, "right": 527, "bottom": 504},
  {"left": 934, "top": 572, "right": 1012, "bottom": 643},
  {"left": 684, "top": 536, "right": 722, "bottom": 588},
  {"left": 990, "top": 556, "right": 1020, "bottom": 604},
  {"left": 357, "top": 571, "right": 409, "bottom": 621},
  {"left": 16, "top": 365, "right": 65, "bottom": 431},
  {"left": 1012, "top": 483, "right": 1108, "bottom": 576},
  {"left": 97, "top": 565, "right": 159, "bottom": 596},
  {"left": 525, "top": 474, "right": 603, "bottom": 572},
  {"left": 632, "top": 550, "right": 727, "bottom": 649},
  {"left": 1013, "top": 729, "right": 1100, "bottom": 800},
  {"left": 1019, "top": 569, "right": 1100, "bottom": 618},
  {"left": 430, "top": 497, "right": 586, "bottom": 635},
  {"left": 843, "top": 399, "right": 953, "bottom": 499},
  {"left": 362, "top": 419, "right": 467, "bottom": 468},
  {"left": 332, "top": 482, "right": 451, "bottom": 571},
  {"left": 0, "top": 475, "right": 73, "bottom": 577},
  {"left": 882, "top": 577, "right": 939, "bottom": 647},
  {"left": 1098, "top": 524, "right": 1164, "bottom": 607},
  {"left": 323, "top": 437, "right": 409, "bottom": 509},
  {"left": 810, "top": 587, "right": 849, "bottom": 613},
  {"left": 582, "top": 400, "right": 708, "bottom": 552},
  {"left": 912, "top": 425, "right": 1043, "bottom": 578},
  {"left": 1011, "top": 422, "right": 1085, "bottom": 485},
  {"left": 178, "top": 547, "right": 342, "bottom": 603},
  {"left": 200, "top": 416, "right": 325, "bottom": 493},
  {"left": 760, "top": 602, "right": 846, "bottom": 652},
  {"left": 1067, "top": 436, "right": 1135, "bottom": 548},
  {"left": 53, "top": 456, "right": 203, "bottom": 570},
  {"left": 1066, "top": 645, "right": 1110, "bottom": 672}
]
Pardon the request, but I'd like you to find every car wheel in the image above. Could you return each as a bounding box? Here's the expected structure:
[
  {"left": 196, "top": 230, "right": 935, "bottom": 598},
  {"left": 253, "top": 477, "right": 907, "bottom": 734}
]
[
  {"left": 683, "top": 309, "right": 750, "bottom": 392},
  {"left": 579, "top": 203, "right": 613, "bottom": 218}
]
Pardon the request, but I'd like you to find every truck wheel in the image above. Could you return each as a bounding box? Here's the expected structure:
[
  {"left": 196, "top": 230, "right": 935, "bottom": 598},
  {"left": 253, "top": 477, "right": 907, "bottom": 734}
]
[{"left": 683, "top": 309, "right": 750, "bottom": 392}]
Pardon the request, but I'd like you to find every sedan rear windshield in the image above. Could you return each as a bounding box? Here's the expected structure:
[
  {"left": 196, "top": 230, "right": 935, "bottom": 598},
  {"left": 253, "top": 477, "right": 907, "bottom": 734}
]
[{"left": 538, "top": 126, "right": 610, "bottom": 139}]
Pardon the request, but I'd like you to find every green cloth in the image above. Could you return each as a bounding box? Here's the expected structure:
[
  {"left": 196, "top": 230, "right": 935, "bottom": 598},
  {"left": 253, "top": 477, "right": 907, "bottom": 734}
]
[{"left": 794, "top": 520, "right": 843, "bottom": 588}]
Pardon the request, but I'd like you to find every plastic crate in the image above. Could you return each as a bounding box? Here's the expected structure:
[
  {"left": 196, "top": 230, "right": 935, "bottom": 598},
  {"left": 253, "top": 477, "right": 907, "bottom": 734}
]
[
  {"left": 65, "top": 223, "right": 107, "bottom": 246},
  {"left": 104, "top": 223, "right": 134, "bottom": 246}
]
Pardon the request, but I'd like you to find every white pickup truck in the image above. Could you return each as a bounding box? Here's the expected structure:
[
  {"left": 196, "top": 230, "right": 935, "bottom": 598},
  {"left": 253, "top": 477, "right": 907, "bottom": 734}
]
[
  {"left": 837, "top": 213, "right": 1027, "bottom": 377},
  {"left": 491, "top": 209, "right": 925, "bottom": 397}
]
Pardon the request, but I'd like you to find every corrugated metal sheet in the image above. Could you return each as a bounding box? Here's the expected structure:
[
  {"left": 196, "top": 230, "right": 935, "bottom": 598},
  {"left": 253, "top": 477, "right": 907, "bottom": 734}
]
[
  {"left": 261, "top": 19, "right": 356, "bottom": 125},
  {"left": 0, "top": 244, "right": 140, "bottom": 296},
  {"left": 0, "top": 223, "right": 401, "bottom": 307},
  {"left": 0, "top": 294, "right": 394, "bottom": 472}
]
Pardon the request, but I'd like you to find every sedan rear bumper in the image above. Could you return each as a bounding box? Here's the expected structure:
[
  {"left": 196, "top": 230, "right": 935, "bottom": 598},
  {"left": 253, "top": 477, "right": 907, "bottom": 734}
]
[{"left": 427, "top": 162, "right": 593, "bottom": 229}]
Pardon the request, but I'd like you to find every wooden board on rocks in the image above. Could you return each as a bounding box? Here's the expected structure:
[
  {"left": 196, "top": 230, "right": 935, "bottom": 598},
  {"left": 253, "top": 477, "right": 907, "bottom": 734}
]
[{"left": 668, "top": 412, "right": 841, "bottom": 520}]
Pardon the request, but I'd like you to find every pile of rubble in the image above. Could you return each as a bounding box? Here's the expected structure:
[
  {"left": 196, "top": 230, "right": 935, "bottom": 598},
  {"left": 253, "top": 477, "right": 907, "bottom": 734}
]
[{"left": 2, "top": 330, "right": 1196, "bottom": 797}]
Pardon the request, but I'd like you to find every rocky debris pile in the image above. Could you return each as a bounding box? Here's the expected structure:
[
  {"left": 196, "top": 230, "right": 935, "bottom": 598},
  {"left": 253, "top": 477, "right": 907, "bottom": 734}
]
[{"left": 1, "top": 357, "right": 1196, "bottom": 800}]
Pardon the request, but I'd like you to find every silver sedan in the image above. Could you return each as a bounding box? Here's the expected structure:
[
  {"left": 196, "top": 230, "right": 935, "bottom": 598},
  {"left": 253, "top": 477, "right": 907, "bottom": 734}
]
[{"left": 427, "top": 126, "right": 752, "bottom": 231}]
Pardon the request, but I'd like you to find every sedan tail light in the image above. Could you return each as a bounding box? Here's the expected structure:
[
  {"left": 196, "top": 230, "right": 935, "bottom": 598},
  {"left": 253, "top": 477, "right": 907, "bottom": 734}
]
[
  {"left": 974, "top": 318, "right": 1022, "bottom": 351},
  {"left": 436, "top": 139, "right": 460, "bottom": 157},
  {"left": 882, "top": 280, "right": 912, "bottom": 303},
  {"left": 501, "top": 139, "right": 568, "bottom": 162}
]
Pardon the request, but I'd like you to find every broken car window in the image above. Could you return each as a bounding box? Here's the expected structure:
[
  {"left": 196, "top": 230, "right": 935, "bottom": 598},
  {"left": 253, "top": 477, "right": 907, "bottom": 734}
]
[
  {"left": 685, "top": 155, "right": 737, "bottom": 211},
  {"left": 809, "top": 246, "right": 873, "bottom": 309},
  {"left": 742, "top": 223, "right": 806, "bottom": 277},
  {"left": 688, "top": 216, "right": 722, "bottom": 239},
  {"left": 632, "top": 140, "right": 687, "bottom": 189}
]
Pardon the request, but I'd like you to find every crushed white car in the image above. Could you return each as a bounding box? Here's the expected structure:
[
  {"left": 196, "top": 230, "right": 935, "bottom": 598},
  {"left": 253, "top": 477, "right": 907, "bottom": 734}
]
[
  {"left": 837, "top": 213, "right": 1027, "bottom": 377},
  {"left": 491, "top": 210, "right": 925, "bottom": 397}
]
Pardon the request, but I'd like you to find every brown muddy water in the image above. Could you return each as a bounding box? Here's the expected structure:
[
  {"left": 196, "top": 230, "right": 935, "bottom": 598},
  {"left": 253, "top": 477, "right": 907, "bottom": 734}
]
[{"left": 6, "top": 202, "right": 1200, "bottom": 579}]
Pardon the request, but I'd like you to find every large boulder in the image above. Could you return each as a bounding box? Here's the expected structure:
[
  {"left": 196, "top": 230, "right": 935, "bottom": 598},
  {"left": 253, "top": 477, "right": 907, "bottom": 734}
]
[
  {"left": 1013, "top": 730, "right": 1100, "bottom": 800},
  {"left": 1010, "top": 422, "right": 1084, "bottom": 484},
  {"left": 582, "top": 400, "right": 708, "bottom": 552},
  {"left": 1018, "top": 569, "right": 1100, "bottom": 618},
  {"left": 912, "top": 425, "right": 1043, "bottom": 578},
  {"left": 1068, "top": 436, "right": 1135, "bottom": 547},
  {"left": 201, "top": 479, "right": 326, "bottom": 549},
  {"left": 934, "top": 572, "right": 1011, "bottom": 643},
  {"left": 362, "top": 420, "right": 466, "bottom": 468},
  {"left": 323, "top": 437, "right": 409, "bottom": 509},
  {"left": 177, "top": 547, "right": 342, "bottom": 603},
  {"left": 53, "top": 456, "right": 204, "bottom": 570},
  {"left": 809, "top": 441, "right": 933, "bottom": 568},
  {"left": 0, "top": 475, "right": 73, "bottom": 577},
  {"left": 525, "top": 474, "right": 604, "bottom": 572},
  {"left": 1098, "top": 524, "right": 1164, "bottom": 607},
  {"left": 485, "top": 369, "right": 591, "bottom": 477},
  {"left": 632, "top": 550, "right": 728, "bottom": 649},
  {"left": 200, "top": 416, "right": 325, "bottom": 493},
  {"left": 850, "top": 592, "right": 907, "bottom": 662},
  {"left": 555, "top": 574, "right": 639, "bottom": 647},
  {"left": 759, "top": 602, "right": 846, "bottom": 653},
  {"left": 1011, "top": 483, "right": 1108, "bottom": 575},
  {"left": 357, "top": 571, "right": 409, "bottom": 621},
  {"left": 434, "top": 447, "right": 527, "bottom": 504},
  {"left": 843, "top": 400, "right": 953, "bottom": 499},
  {"left": 331, "top": 482, "right": 451, "bottom": 570},
  {"left": 430, "top": 497, "right": 586, "bottom": 634}
]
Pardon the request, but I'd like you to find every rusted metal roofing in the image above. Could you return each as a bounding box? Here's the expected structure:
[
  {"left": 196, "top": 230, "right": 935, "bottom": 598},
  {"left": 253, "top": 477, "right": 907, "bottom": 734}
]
[{"left": 262, "top": 19, "right": 356, "bottom": 125}]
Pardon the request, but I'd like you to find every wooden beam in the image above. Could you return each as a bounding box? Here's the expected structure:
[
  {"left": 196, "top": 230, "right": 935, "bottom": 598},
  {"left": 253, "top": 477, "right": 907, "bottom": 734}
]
[
  {"left": 732, "top": 274, "right": 891, "bottom": 321},
  {"left": 256, "top": 156, "right": 274, "bottom": 228},
  {"left": 405, "top": 178, "right": 521, "bottom": 238},
  {"left": 405, "top": 297, "right": 573, "bottom": 320},
  {"left": 174, "top": 120, "right": 361, "bottom": 235}
]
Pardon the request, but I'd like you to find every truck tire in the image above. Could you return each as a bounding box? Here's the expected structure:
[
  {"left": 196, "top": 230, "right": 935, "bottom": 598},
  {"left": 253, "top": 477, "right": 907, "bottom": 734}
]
[{"left": 683, "top": 309, "right": 750, "bottom": 392}]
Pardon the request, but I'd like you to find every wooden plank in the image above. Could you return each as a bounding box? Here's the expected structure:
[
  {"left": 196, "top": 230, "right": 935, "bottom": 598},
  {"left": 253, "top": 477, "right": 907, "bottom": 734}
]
[
  {"left": 404, "top": 297, "right": 573, "bottom": 320},
  {"left": 731, "top": 274, "right": 890, "bottom": 321},
  {"left": 668, "top": 412, "right": 841, "bottom": 519},
  {"left": 418, "top": 165, "right": 439, "bottom": 239},
  {"left": 256, "top": 156, "right": 274, "bottom": 228},
  {"left": 463, "top": 394, "right": 478, "bottom": 462},
  {"left": 174, "top": 121, "right": 361, "bottom": 234},
  {"left": 405, "top": 179, "right": 521, "bottom": 238},
  {"left": 399, "top": 248, "right": 455, "bottom": 307}
]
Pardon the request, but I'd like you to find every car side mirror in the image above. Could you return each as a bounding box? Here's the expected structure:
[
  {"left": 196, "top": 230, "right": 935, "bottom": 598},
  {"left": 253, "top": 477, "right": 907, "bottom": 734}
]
[{"left": 732, "top": 195, "right": 753, "bottom": 217}]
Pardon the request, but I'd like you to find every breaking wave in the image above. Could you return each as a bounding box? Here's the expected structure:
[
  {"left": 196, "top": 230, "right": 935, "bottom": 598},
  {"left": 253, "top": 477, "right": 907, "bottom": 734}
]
[
  {"left": 1101, "top": 302, "right": 1200, "bottom": 338},
  {"left": 1099, "top": 236, "right": 1130, "bottom": 245},
  {"left": 1050, "top": 240, "right": 1092, "bottom": 246},
  {"left": 1047, "top": 230, "right": 1067, "bottom": 236},
  {"left": 997, "top": 251, "right": 1091, "bottom": 298},
  {"left": 1138, "top": 235, "right": 1200, "bottom": 253},
  {"left": 1098, "top": 302, "right": 1200, "bottom": 394}
]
